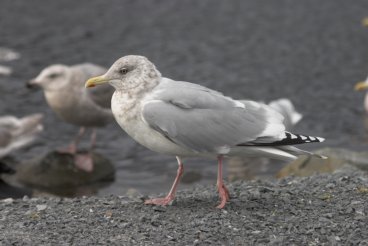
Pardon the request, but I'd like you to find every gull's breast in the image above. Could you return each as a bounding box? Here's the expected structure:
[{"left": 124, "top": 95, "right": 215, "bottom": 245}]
[{"left": 111, "top": 92, "right": 194, "bottom": 156}]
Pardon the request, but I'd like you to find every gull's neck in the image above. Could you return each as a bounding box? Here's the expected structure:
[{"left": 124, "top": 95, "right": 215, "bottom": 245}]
[
  {"left": 112, "top": 77, "right": 161, "bottom": 122},
  {"left": 115, "top": 77, "right": 161, "bottom": 99}
]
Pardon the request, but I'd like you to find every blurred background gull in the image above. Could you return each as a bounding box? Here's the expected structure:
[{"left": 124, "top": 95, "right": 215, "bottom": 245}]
[
  {"left": 1, "top": 0, "right": 368, "bottom": 198},
  {"left": 27, "top": 63, "right": 113, "bottom": 172}
]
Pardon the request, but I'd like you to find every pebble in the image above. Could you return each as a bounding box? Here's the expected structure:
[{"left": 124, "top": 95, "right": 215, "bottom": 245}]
[
  {"left": 36, "top": 204, "right": 48, "bottom": 211},
  {"left": 2, "top": 198, "right": 14, "bottom": 204}
]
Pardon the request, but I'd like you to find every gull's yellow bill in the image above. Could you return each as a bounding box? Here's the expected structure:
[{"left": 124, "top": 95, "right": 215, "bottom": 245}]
[
  {"left": 85, "top": 76, "right": 109, "bottom": 88},
  {"left": 354, "top": 81, "right": 368, "bottom": 91}
]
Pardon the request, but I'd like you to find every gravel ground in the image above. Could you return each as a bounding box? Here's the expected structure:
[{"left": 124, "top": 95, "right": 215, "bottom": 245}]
[{"left": 1, "top": 168, "right": 367, "bottom": 245}]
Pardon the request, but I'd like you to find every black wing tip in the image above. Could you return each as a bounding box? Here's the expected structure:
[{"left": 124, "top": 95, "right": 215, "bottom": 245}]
[
  {"left": 269, "top": 132, "right": 325, "bottom": 146},
  {"left": 285, "top": 132, "right": 325, "bottom": 144},
  {"left": 275, "top": 132, "right": 325, "bottom": 146},
  {"left": 238, "top": 132, "right": 325, "bottom": 147}
]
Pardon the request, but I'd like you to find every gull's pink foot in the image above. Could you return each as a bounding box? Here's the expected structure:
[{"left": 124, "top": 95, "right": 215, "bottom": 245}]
[
  {"left": 219, "top": 183, "right": 230, "bottom": 201},
  {"left": 74, "top": 153, "right": 94, "bottom": 172},
  {"left": 144, "top": 157, "right": 184, "bottom": 206},
  {"left": 144, "top": 196, "right": 175, "bottom": 206},
  {"left": 216, "top": 156, "right": 230, "bottom": 209},
  {"left": 217, "top": 183, "right": 230, "bottom": 209}
]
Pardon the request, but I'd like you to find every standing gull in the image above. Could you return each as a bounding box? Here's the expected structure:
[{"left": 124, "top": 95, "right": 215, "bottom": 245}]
[
  {"left": 27, "top": 64, "right": 114, "bottom": 172},
  {"left": 85, "top": 55, "right": 325, "bottom": 208}
]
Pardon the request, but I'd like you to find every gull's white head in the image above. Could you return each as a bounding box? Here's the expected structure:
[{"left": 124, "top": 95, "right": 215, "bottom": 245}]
[
  {"left": 85, "top": 55, "right": 161, "bottom": 91},
  {"left": 27, "top": 64, "right": 71, "bottom": 91}
]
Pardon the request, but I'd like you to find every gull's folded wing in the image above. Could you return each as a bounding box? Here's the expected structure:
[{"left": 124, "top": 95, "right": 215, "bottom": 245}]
[{"left": 142, "top": 79, "right": 286, "bottom": 153}]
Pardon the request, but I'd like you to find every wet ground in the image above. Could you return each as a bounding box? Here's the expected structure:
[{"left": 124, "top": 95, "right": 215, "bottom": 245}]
[{"left": 1, "top": 0, "right": 368, "bottom": 196}]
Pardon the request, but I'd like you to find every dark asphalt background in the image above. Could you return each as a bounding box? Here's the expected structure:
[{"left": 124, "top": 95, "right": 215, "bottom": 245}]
[{"left": 1, "top": 0, "right": 368, "bottom": 196}]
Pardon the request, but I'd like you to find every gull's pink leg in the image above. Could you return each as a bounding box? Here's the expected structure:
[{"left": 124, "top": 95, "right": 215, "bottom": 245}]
[
  {"left": 216, "top": 155, "right": 230, "bottom": 209},
  {"left": 145, "top": 156, "right": 184, "bottom": 206},
  {"left": 74, "top": 128, "right": 96, "bottom": 173},
  {"left": 58, "top": 127, "right": 85, "bottom": 154}
]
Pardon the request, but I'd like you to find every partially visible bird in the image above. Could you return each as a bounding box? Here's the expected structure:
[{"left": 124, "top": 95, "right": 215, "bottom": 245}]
[
  {"left": 0, "top": 114, "right": 43, "bottom": 158},
  {"left": 27, "top": 64, "right": 114, "bottom": 172},
  {"left": 85, "top": 55, "right": 325, "bottom": 209},
  {"left": 240, "top": 98, "right": 303, "bottom": 130},
  {"left": 267, "top": 98, "right": 303, "bottom": 129},
  {"left": 355, "top": 78, "right": 368, "bottom": 112}
]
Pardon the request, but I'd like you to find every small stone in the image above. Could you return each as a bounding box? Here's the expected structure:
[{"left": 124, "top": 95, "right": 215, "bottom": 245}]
[
  {"left": 339, "top": 176, "right": 349, "bottom": 182},
  {"left": 2, "top": 198, "right": 14, "bottom": 204},
  {"left": 126, "top": 188, "right": 142, "bottom": 197},
  {"left": 324, "top": 213, "right": 333, "bottom": 219},
  {"left": 346, "top": 207, "right": 354, "bottom": 213},
  {"left": 248, "top": 189, "right": 261, "bottom": 199},
  {"left": 104, "top": 211, "right": 113, "bottom": 219},
  {"left": 259, "top": 187, "right": 273, "bottom": 193},
  {"left": 36, "top": 204, "right": 47, "bottom": 211},
  {"left": 25, "top": 210, "right": 33, "bottom": 215},
  {"left": 357, "top": 187, "right": 368, "bottom": 193},
  {"left": 166, "top": 235, "right": 175, "bottom": 241},
  {"left": 153, "top": 206, "right": 167, "bottom": 212},
  {"left": 351, "top": 201, "right": 362, "bottom": 205},
  {"left": 319, "top": 193, "right": 332, "bottom": 201}
]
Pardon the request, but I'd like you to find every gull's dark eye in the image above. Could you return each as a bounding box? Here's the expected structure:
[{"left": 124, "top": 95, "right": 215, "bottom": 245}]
[
  {"left": 119, "top": 68, "right": 128, "bottom": 75},
  {"left": 48, "top": 73, "right": 60, "bottom": 79}
]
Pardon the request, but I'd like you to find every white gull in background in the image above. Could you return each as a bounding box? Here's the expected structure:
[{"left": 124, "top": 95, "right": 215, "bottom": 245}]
[
  {"left": 27, "top": 63, "right": 114, "bottom": 172},
  {"left": 85, "top": 55, "right": 325, "bottom": 209},
  {"left": 0, "top": 114, "right": 43, "bottom": 158},
  {"left": 239, "top": 98, "right": 303, "bottom": 130},
  {"left": 267, "top": 98, "right": 303, "bottom": 129}
]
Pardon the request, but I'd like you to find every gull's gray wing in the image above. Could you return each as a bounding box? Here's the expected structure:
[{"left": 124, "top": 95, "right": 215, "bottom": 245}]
[
  {"left": 73, "top": 63, "right": 113, "bottom": 109},
  {"left": 142, "top": 79, "right": 286, "bottom": 153}
]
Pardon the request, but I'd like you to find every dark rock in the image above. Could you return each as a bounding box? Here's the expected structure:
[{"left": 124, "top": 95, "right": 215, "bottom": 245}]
[
  {"left": 0, "top": 159, "right": 33, "bottom": 199},
  {"left": 0, "top": 161, "right": 15, "bottom": 174},
  {"left": 15, "top": 151, "right": 115, "bottom": 196}
]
